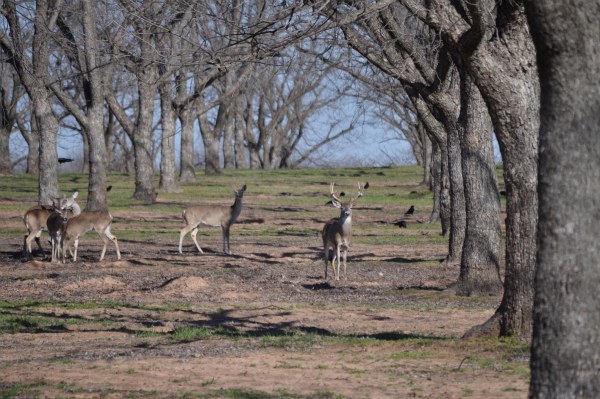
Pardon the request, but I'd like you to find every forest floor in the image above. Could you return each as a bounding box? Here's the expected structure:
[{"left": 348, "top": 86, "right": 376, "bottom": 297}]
[{"left": 0, "top": 168, "right": 528, "bottom": 399}]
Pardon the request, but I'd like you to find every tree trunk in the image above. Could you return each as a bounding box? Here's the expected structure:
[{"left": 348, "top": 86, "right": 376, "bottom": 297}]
[
  {"left": 159, "top": 83, "right": 180, "bottom": 193},
  {"left": 445, "top": 124, "right": 466, "bottom": 265},
  {"left": 34, "top": 106, "right": 59, "bottom": 205},
  {"left": 222, "top": 107, "right": 235, "bottom": 169},
  {"left": 85, "top": 115, "right": 108, "bottom": 211},
  {"left": 132, "top": 74, "right": 157, "bottom": 203},
  {"left": 178, "top": 108, "right": 196, "bottom": 182},
  {"left": 456, "top": 73, "right": 502, "bottom": 296},
  {"left": 202, "top": 134, "right": 221, "bottom": 175},
  {"left": 461, "top": 3, "right": 540, "bottom": 339},
  {"left": 0, "top": 126, "right": 11, "bottom": 173},
  {"left": 420, "top": 125, "right": 432, "bottom": 188},
  {"left": 198, "top": 101, "right": 224, "bottom": 176},
  {"left": 21, "top": 116, "right": 39, "bottom": 175},
  {"left": 526, "top": 1, "right": 600, "bottom": 397},
  {"left": 429, "top": 140, "right": 442, "bottom": 224}
]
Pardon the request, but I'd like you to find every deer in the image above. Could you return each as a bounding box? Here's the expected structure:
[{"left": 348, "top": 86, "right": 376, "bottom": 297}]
[
  {"left": 179, "top": 184, "right": 247, "bottom": 255},
  {"left": 46, "top": 209, "right": 68, "bottom": 263},
  {"left": 62, "top": 209, "right": 121, "bottom": 262},
  {"left": 321, "top": 182, "right": 364, "bottom": 281},
  {"left": 23, "top": 192, "right": 80, "bottom": 260}
]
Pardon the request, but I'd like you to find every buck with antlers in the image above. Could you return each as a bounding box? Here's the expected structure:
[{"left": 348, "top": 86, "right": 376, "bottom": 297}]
[
  {"left": 23, "top": 192, "right": 80, "bottom": 260},
  {"left": 322, "top": 182, "right": 364, "bottom": 280},
  {"left": 179, "top": 184, "right": 247, "bottom": 255}
]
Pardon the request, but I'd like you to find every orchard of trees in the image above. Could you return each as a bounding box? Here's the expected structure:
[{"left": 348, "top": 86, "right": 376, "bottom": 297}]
[{"left": 1, "top": 1, "right": 598, "bottom": 397}]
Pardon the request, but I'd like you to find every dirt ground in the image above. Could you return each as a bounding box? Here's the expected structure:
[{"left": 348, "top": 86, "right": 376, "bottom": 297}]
[{"left": 0, "top": 207, "right": 528, "bottom": 399}]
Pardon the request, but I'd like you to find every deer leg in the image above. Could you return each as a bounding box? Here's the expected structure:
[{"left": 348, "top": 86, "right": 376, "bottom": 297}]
[
  {"left": 222, "top": 226, "right": 231, "bottom": 254},
  {"left": 190, "top": 227, "right": 204, "bottom": 253},
  {"left": 335, "top": 246, "right": 341, "bottom": 281},
  {"left": 324, "top": 246, "right": 330, "bottom": 279},
  {"left": 99, "top": 234, "right": 109, "bottom": 261},
  {"left": 103, "top": 225, "right": 121, "bottom": 260},
  {"left": 342, "top": 248, "right": 347, "bottom": 280},
  {"left": 73, "top": 239, "right": 80, "bottom": 262},
  {"left": 34, "top": 230, "right": 44, "bottom": 251},
  {"left": 179, "top": 225, "right": 193, "bottom": 254},
  {"left": 24, "top": 231, "right": 39, "bottom": 259}
]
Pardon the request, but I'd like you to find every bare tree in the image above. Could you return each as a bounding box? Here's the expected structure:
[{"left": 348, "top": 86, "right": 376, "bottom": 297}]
[
  {"left": 525, "top": 1, "right": 600, "bottom": 397},
  {"left": 49, "top": 0, "right": 111, "bottom": 210},
  {"left": 401, "top": 0, "right": 540, "bottom": 338},
  {"left": 1, "top": 0, "right": 61, "bottom": 204}
]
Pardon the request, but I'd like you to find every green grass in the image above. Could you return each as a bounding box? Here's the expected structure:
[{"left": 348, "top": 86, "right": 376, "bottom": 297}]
[{"left": 0, "top": 381, "right": 46, "bottom": 399}]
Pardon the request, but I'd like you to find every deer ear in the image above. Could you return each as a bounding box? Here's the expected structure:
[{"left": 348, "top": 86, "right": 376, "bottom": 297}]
[
  {"left": 331, "top": 200, "right": 342, "bottom": 209},
  {"left": 241, "top": 184, "right": 247, "bottom": 192},
  {"left": 72, "top": 191, "right": 79, "bottom": 199}
]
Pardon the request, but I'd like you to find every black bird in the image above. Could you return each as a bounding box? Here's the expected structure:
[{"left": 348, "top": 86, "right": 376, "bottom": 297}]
[
  {"left": 404, "top": 205, "right": 415, "bottom": 216},
  {"left": 364, "top": 182, "right": 369, "bottom": 189},
  {"left": 58, "top": 157, "right": 74, "bottom": 164},
  {"left": 393, "top": 220, "right": 407, "bottom": 228}
]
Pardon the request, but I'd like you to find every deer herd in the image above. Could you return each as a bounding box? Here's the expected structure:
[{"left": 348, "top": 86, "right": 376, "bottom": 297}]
[{"left": 21, "top": 182, "right": 367, "bottom": 281}]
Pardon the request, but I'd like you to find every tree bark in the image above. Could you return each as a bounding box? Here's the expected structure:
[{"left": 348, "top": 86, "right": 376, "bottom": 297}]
[
  {"left": 526, "top": 1, "right": 600, "bottom": 397},
  {"left": 0, "top": 125, "right": 11, "bottom": 173},
  {"left": 132, "top": 54, "right": 157, "bottom": 203},
  {"left": 456, "top": 73, "right": 502, "bottom": 296},
  {"left": 159, "top": 82, "right": 180, "bottom": 193},
  {"left": 178, "top": 107, "right": 196, "bottom": 182}
]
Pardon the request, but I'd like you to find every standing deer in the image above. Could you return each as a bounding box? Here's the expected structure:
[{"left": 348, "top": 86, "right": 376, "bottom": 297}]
[
  {"left": 62, "top": 210, "right": 121, "bottom": 262},
  {"left": 179, "top": 184, "right": 247, "bottom": 255},
  {"left": 47, "top": 209, "right": 68, "bottom": 263},
  {"left": 23, "top": 192, "right": 80, "bottom": 259},
  {"left": 322, "top": 182, "right": 364, "bottom": 280}
]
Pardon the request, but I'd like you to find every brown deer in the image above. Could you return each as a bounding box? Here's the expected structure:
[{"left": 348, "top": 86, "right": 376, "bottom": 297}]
[
  {"left": 46, "top": 209, "right": 68, "bottom": 263},
  {"left": 23, "top": 192, "right": 80, "bottom": 259},
  {"left": 322, "top": 182, "right": 364, "bottom": 280},
  {"left": 179, "top": 184, "right": 247, "bottom": 255},
  {"left": 62, "top": 210, "right": 121, "bottom": 262}
]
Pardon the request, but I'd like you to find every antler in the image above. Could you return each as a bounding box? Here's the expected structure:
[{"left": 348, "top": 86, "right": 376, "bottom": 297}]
[
  {"left": 349, "top": 182, "right": 364, "bottom": 205},
  {"left": 330, "top": 183, "right": 344, "bottom": 203}
]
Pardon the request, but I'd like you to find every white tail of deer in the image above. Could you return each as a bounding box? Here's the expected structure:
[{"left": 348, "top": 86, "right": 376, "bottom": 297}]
[
  {"left": 322, "top": 182, "right": 364, "bottom": 280},
  {"left": 23, "top": 192, "right": 80, "bottom": 259},
  {"left": 179, "top": 184, "right": 247, "bottom": 255},
  {"left": 62, "top": 210, "right": 121, "bottom": 262}
]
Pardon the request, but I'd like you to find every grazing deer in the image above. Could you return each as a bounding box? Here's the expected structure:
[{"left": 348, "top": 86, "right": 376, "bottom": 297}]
[
  {"left": 46, "top": 209, "right": 68, "bottom": 263},
  {"left": 23, "top": 192, "right": 80, "bottom": 259},
  {"left": 322, "top": 182, "right": 364, "bottom": 280},
  {"left": 62, "top": 210, "right": 121, "bottom": 262},
  {"left": 179, "top": 184, "right": 247, "bottom": 255}
]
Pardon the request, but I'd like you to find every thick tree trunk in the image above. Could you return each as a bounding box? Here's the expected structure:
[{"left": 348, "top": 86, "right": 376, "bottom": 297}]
[
  {"left": 0, "top": 126, "right": 11, "bottom": 173},
  {"left": 461, "top": 3, "right": 540, "bottom": 339},
  {"left": 178, "top": 108, "right": 196, "bottom": 182},
  {"left": 132, "top": 73, "right": 157, "bottom": 203},
  {"left": 86, "top": 116, "right": 108, "bottom": 211},
  {"left": 203, "top": 134, "right": 221, "bottom": 175},
  {"left": 198, "top": 101, "right": 223, "bottom": 176},
  {"left": 34, "top": 105, "right": 59, "bottom": 205},
  {"left": 428, "top": 141, "right": 441, "bottom": 223},
  {"left": 445, "top": 125, "right": 466, "bottom": 265},
  {"left": 456, "top": 74, "right": 502, "bottom": 296},
  {"left": 526, "top": 1, "right": 600, "bottom": 397},
  {"left": 159, "top": 84, "right": 180, "bottom": 193}
]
